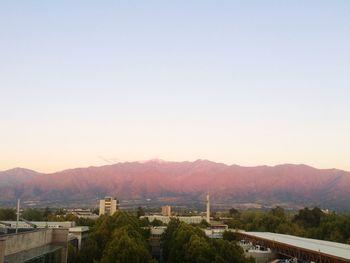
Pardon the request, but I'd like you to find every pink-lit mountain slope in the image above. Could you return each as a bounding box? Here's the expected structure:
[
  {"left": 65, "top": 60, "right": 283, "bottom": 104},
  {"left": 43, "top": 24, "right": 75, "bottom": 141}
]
[
  {"left": 0, "top": 168, "right": 40, "bottom": 187},
  {"left": 1, "top": 160, "right": 350, "bottom": 210}
]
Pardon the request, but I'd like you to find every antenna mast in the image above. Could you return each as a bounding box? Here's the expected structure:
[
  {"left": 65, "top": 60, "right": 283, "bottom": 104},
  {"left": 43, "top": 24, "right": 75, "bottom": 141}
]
[{"left": 16, "top": 199, "right": 20, "bottom": 234}]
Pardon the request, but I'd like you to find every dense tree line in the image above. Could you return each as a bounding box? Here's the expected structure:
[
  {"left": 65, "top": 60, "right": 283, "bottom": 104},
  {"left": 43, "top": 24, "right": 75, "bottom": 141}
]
[
  {"left": 2, "top": 206, "right": 350, "bottom": 262},
  {"left": 0, "top": 207, "right": 96, "bottom": 227},
  {"left": 226, "top": 207, "right": 350, "bottom": 244},
  {"left": 162, "top": 218, "right": 254, "bottom": 263},
  {"left": 70, "top": 211, "right": 156, "bottom": 263},
  {"left": 0, "top": 208, "right": 16, "bottom": 220}
]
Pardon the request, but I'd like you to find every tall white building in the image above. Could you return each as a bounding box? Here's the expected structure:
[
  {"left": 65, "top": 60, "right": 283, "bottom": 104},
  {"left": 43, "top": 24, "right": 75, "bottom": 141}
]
[
  {"left": 99, "top": 196, "right": 118, "bottom": 216},
  {"left": 161, "top": 205, "right": 171, "bottom": 216}
]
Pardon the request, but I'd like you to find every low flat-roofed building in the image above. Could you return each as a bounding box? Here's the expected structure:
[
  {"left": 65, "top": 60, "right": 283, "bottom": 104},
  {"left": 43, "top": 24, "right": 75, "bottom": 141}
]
[
  {"left": 237, "top": 231, "right": 350, "bottom": 263},
  {"left": 0, "top": 221, "right": 75, "bottom": 229},
  {"left": 204, "top": 229, "right": 225, "bottom": 239},
  {"left": 209, "top": 221, "right": 228, "bottom": 230},
  {"left": 142, "top": 215, "right": 205, "bottom": 225},
  {"left": 69, "top": 209, "right": 99, "bottom": 220},
  {"left": 68, "top": 226, "right": 89, "bottom": 249},
  {"left": 0, "top": 228, "right": 68, "bottom": 263},
  {"left": 0, "top": 221, "right": 89, "bottom": 252}
]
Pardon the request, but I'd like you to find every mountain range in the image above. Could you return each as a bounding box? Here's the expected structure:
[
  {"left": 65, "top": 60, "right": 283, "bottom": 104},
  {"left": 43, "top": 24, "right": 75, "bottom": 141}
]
[{"left": 1, "top": 160, "right": 350, "bottom": 210}]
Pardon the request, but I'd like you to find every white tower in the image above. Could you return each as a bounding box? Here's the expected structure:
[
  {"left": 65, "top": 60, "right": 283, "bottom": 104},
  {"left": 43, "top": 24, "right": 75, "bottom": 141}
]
[{"left": 206, "top": 193, "right": 210, "bottom": 223}]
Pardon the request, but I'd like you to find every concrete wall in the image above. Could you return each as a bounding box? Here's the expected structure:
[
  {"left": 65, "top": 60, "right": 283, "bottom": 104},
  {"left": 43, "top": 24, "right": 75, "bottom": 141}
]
[
  {"left": 0, "top": 228, "right": 68, "bottom": 263},
  {"left": 4, "top": 229, "right": 53, "bottom": 256},
  {"left": 68, "top": 227, "right": 89, "bottom": 249},
  {"left": 52, "top": 229, "right": 69, "bottom": 263},
  {"left": 0, "top": 238, "right": 5, "bottom": 263}
]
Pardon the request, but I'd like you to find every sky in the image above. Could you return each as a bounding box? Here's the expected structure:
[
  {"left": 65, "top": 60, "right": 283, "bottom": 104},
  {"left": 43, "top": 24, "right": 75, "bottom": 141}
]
[{"left": 1, "top": 1, "right": 350, "bottom": 173}]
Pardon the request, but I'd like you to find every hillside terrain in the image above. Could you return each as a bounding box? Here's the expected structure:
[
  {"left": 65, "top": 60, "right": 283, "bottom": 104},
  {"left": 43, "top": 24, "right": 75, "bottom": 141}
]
[{"left": 1, "top": 160, "right": 350, "bottom": 210}]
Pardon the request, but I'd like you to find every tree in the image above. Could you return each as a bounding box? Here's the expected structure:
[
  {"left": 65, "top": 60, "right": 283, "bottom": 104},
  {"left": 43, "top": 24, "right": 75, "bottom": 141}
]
[
  {"left": 55, "top": 208, "right": 65, "bottom": 215},
  {"left": 212, "top": 239, "right": 254, "bottom": 263},
  {"left": 100, "top": 229, "right": 155, "bottom": 263},
  {"left": 262, "top": 207, "right": 288, "bottom": 232},
  {"left": 67, "top": 243, "right": 78, "bottom": 263},
  {"left": 162, "top": 219, "right": 252, "bottom": 263},
  {"left": 74, "top": 217, "right": 96, "bottom": 227},
  {"left": 293, "top": 207, "right": 324, "bottom": 228},
  {"left": 43, "top": 207, "right": 51, "bottom": 221},
  {"left": 315, "top": 213, "right": 350, "bottom": 243},
  {"left": 227, "top": 218, "right": 243, "bottom": 230},
  {"left": 270, "top": 206, "right": 285, "bottom": 218},
  {"left": 21, "top": 208, "right": 44, "bottom": 221},
  {"left": 222, "top": 231, "right": 236, "bottom": 242},
  {"left": 229, "top": 208, "right": 239, "bottom": 217},
  {"left": 161, "top": 218, "right": 181, "bottom": 262},
  {"left": 0, "top": 208, "right": 16, "bottom": 220},
  {"left": 150, "top": 218, "right": 164, "bottom": 226},
  {"left": 137, "top": 206, "right": 145, "bottom": 218},
  {"left": 76, "top": 238, "right": 100, "bottom": 263},
  {"left": 139, "top": 217, "right": 150, "bottom": 227},
  {"left": 198, "top": 219, "right": 210, "bottom": 228},
  {"left": 184, "top": 235, "right": 215, "bottom": 263},
  {"left": 73, "top": 211, "right": 154, "bottom": 263}
]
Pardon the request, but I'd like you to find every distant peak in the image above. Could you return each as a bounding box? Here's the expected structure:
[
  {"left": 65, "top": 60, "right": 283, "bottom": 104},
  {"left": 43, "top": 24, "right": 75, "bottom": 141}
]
[
  {"left": 273, "top": 163, "right": 314, "bottom": 169},
  {"left": 0, "top": 167, "right": 41, "bottom": 176},
  {"left": 194, "top": 159, "right": 213, "bottom": 163},
  {"left": 138, "top": 158, "right": 167, "bottom": 164},
  {"left": 2, "top": 167, "right": 38, "bottom": 173}
]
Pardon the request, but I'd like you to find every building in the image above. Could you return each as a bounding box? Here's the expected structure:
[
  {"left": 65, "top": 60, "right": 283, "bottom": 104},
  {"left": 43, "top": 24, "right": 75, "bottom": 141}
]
[
  {"left": 99, "top": 196, "right": 118, "bottom": 216},
  {"left": 204, "top": 222, "right": 229, "bottom": 239},
  {"left": 236, "top": 231, "right": 350, "bottom": 263},
  {"left": 149, "top": 226, "right": 167, "bottom": 260},
  {"left": 69, "top": 209, "right": 99, "bottom": 220},
  {"left": 0, "top": 221, "right": 89, "bottom": 254},
  {"left": 0, "top": 228, "right": 68, "bottom": 263},
  {"left": 0, "top": 221, "right": 75, "bottom": 230},
  {"left": 161, "top": 205, "right": 171, "bottom": 216},
  {"left": 68, "top": 227, "right": 89, "bottom": 250},
  {"left": 143, "top": 193, "right": 211, "bottom": 226},
  {"left": 142, "top": 215, "right": 205, "bottom": 225}
]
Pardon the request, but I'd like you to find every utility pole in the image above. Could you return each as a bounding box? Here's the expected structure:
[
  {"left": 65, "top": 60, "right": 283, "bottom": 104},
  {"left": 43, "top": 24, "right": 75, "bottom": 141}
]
[
  {"left": 206, "top": 193, "right": 210, "bottom": 223},
  {"left": 16, "top": 199, "right": 20, "bottom": 234}
]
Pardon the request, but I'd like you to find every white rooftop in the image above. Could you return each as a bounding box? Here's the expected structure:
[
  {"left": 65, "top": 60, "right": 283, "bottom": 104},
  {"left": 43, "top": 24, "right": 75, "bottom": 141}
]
[
  {"left": 69, "top": 226, "right": 89, "bottom": 233},
  {"left": 243, "top": 232, "right": 350, "bottom": 260},
  {"left": 150, "top": 226, "right": 167, "bottom": 235},
  {"left": 0, "top": 221, "right": 75, "bottom": 229}
]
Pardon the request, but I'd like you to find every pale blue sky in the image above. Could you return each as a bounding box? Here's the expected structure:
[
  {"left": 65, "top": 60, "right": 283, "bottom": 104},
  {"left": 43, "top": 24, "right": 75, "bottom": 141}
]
[{"left": 1, "top": 1, "right": 350, "bottom": 172}]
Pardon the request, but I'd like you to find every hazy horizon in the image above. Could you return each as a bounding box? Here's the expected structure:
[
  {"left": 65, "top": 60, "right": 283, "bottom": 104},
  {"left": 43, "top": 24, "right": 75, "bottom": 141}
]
[
  {"left": 1, "top": 1, "right": 350, "bottom": 173},
  {"left": 1, "top": 158, "right": 349, "bottom": 174}
]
